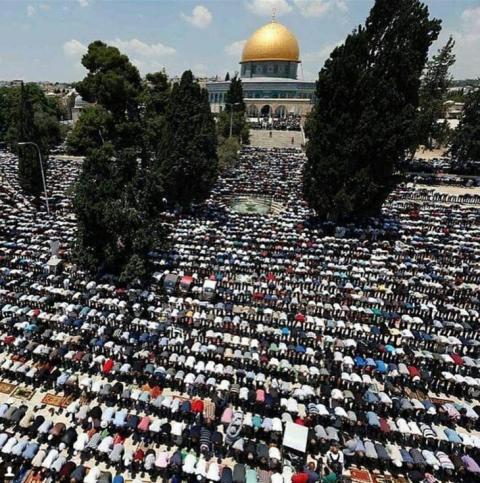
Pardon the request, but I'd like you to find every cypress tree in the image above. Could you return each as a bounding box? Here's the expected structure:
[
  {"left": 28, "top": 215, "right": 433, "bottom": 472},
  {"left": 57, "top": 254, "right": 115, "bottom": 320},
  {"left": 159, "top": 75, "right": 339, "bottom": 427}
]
[
  {"left": 17, "top": 82, "right": 43, "bottom": 198},
  {"left": 161, "top": 70, "right": 218, "bottom": 208},
  {"left": 450, "top": 89, "right": 480, "bottom": 162},
  {"left": 218, "top": 76, "right": 249, "bottom": 144},
  {"left": 224, "top": 76, "right": 246, "bottom": 113},
  {"left": 417, "top": 37, "right": 456, "bottom": 149},
  {"left": 2, "top": 82, "right": 61, "bottom": 199},
  {"left": 304, "top": 0, "right": 440, "bottom": 221}
]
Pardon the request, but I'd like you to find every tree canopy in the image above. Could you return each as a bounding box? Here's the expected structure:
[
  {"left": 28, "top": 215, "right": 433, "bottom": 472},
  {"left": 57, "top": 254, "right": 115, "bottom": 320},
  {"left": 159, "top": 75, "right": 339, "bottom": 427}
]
[
  {"left": 304, "top": 0, "right": 440, "bottom": 221},
  {"left": 224, "top": 76, "right": 246, "bottom": 113},
  {"left": 217, "top": 76, "right": 249, "bottom": 145},
  {"left": 417, "top": 36, "right": 456, "bottom": 149},
  {"left": 0, "top": 82, "right": 61, "bottom": 198},
  {"left": 76, "top": 40, "right": 142, "bottom": 121},
  {"left": 450, "top": 88, "right": 480, "bottom": 162},
  {"left": 67, "top": 105, "right": 113, "bottom": 155},
  {"left": 160, "top": 70, "right": 218, "bottom": 209},
  {"left": 72, "top": 44, "right": 218, "bottom": 282},
  {"left": 73, "top": 42, "right": 168, "bottom": 284}
]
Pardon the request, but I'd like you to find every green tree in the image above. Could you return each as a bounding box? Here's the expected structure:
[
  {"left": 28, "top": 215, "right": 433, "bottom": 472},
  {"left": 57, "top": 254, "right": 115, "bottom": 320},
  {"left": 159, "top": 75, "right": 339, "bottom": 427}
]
[
  {"left": 217, "top": 111, "right": 250, "bottom": 144},
  {"left": 140, "top": 71, "right": 171, "bottom": 161},
  {"left": 3, "top": 82, "right": 61, "bottom": 198},
  {"left": 76, "top": 40, "right": 142, "bottom": 121},
  {"left": 417, "top": 36, "right": 456, "bottom": 149},
  {"left": 67, "top": 105, "right": 113, "bottom": 155},
  {"left": 304, "top": 0, "right": 440, "bottom": 221},
  {"left": 224, "top": 76, "right": 246, "bottom": 113},
  {"left": 138, "top": 71, "right": 171, "bottom": 220},
  {"left": 450, "top": 88, "right": 480, "bottom": 162},
  {"left": 161, "top": 70, "right": 218, "bottom": 209},
  {"left": 0, "top": 87, "right": 9, "bottom": 142},
  {"left": 217, "top": 76, "right": 249, "bottom": 144},
  {"left": 73, "top": 41, "right": 168, "bottom": 283},
  {"left": 218, "top": 136, "right": 241, "bottom": 172}
]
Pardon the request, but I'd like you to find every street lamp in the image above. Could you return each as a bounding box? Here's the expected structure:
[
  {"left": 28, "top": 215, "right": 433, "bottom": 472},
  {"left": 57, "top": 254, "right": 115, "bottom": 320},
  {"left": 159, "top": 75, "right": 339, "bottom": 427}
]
[
  {"left": 17, "top": 141, "right": 50, "bottom": 215},
  {"left": 226, "top": 102, "right": 242, "bottom": 138}
]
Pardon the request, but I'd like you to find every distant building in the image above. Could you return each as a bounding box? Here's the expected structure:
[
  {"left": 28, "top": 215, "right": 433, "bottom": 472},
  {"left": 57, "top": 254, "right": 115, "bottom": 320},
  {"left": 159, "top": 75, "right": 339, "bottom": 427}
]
[
  {"left": 0, "top": 79, "right": 24, "bottom": 88},
  {"left": 206, "top": 20, "right": 315, "bottom": 122},
  {"left": 444, "top": 100, "right": 464, "bottom": 120},
  {"left": 72, "top": 94, "right": 90, "bottom": 124}
]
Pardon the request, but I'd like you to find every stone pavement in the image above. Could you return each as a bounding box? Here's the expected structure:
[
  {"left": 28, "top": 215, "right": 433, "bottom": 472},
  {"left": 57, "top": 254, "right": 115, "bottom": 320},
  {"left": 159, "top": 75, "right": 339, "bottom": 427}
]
[{"left": 249, "top": 129, "right": 304, "bottom": 149}]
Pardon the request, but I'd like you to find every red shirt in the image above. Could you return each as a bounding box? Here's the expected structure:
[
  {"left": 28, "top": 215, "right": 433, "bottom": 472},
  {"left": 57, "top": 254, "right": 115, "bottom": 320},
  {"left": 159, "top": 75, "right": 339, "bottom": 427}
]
[
  {"left": 102, "top": 358, "right": 114, "bottom": 373},
  {"left": 191, "top": 399, "right": 204, "bottom": 413},
  {"left": 134, "top": 449, "right": 145, "bottom": 461},
  {"left": 292, "top": 472, "right": 309, "bottom": 483},
  {"left": 451, "top": 353, "right": 464, "bottom": 365},
  {"left": 408, "top": 366, "right": 420, "bottom": 378}
]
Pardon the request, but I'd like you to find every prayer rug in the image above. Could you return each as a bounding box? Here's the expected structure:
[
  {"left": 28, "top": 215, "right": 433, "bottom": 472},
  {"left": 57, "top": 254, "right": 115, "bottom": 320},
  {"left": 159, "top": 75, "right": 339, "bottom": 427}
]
[
  {"left": 430, "top": 397, "right": 453, "bottom": 405},
  {"left": 12, "top": 386, "right": 35, "bottom": 400},
  {"left": 0, "top": 381, "right": 16, "bottom": 395},
  {"left": 41, "top": 393, "right": 71, "bottom": 407},
  {"left": 350, "top": 468, "right": 374, "bottom": 483}
]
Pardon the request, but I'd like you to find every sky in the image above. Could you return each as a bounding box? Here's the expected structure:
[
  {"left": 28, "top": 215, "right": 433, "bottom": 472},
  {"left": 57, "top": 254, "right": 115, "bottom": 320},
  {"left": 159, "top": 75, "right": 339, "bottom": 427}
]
[{"left": 0, "top": 0, "right": 479, "bottom": 82}]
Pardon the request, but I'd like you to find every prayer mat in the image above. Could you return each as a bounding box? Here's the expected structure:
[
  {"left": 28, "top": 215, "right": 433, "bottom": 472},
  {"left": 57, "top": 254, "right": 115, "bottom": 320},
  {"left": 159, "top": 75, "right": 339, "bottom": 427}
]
[
  {"left": 12, "top": 386, "right": 35, "bottom": 400},
  {"left": 24, "top": 470, "right": 44, "bottom": 483},
  {"left": 403, "top": 387, "right": 416, "bottom": 399},
  {"left": 0, "top": 381, "right": 16, "bottom": 395},
  {"left": 430, "top": 397, "right": 453, "bottom": 405},
  {"left": 415, "top": 389, "right": 427, "bottom": 400},
  {"left": 373, "top": 475, "right": 398, "bottom": 483},
  {"left": 350, "top": 468, "right": 374, "bottom": 483},
  {"left": 41, "top": 393, "right": 71, "bottom": 407}
]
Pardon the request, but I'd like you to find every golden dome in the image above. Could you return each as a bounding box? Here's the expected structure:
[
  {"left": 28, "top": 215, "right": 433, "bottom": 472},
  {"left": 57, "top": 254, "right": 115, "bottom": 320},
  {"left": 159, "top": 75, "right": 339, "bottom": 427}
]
[{"left": 241, "top": 21, "right": 300, "bottom": 63}]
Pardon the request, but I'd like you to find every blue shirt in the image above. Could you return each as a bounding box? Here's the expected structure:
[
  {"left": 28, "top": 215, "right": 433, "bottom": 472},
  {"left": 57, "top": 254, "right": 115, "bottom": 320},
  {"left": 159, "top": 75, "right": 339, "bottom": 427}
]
[{"left": 22, "top": 442, "right": 39, "bottom": 460}]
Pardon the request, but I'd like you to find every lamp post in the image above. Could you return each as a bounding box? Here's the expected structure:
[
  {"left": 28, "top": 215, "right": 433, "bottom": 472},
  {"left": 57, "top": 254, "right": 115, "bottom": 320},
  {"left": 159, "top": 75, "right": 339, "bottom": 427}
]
[
  {"left": 17, "top": 141, "right": 50, "bottom": 215},
  {"left": 227, "top": 102, "right": 242, "bottom": 138}
]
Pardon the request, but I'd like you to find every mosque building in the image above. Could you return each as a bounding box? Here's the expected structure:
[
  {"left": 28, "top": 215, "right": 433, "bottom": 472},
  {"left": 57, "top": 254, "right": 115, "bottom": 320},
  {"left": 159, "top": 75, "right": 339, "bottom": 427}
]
[{"left": 206, "top": 19, "right": 315, "bottom": 121}]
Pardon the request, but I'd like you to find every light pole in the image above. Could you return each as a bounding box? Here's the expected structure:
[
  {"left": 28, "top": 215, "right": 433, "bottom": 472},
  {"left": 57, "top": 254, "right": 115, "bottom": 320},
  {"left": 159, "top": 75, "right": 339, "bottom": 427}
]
[
  {"left": 17, "top": 141, "right": 50, "bottom": 215},
  {"left": 227, "top": 102, "right": 242, "bottom": 138}
]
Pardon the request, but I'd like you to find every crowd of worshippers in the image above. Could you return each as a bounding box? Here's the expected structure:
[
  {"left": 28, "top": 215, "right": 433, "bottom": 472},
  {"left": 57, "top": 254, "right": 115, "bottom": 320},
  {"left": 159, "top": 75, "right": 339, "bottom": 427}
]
[
  {"left": 405, "top": 175, "right": 480, "bottom": 189},
  {"left": 398, "top": 158, "right": 480, "bottom": 178},
  {"left": 0, "top": 147, "right": 480, "bottom": 483},
  {"left": 249, "top": 116, "right": 301, "bottom": 132},
  {"left": 401, "top": 187, "right": 480, "bottom": 205}
]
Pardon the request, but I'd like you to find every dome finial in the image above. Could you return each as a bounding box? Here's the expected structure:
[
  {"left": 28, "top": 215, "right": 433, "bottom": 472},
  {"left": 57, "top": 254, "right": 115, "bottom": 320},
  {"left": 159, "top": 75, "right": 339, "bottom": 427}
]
[{"left": 272, "top": 7, "right": 276, "bottom": 22}]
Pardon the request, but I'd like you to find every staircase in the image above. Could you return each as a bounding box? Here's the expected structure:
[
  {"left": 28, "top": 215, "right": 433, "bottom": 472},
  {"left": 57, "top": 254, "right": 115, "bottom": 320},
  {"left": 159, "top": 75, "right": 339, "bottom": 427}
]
[{"left": 249, "top": 129, "right": 304, "bottom": 149}]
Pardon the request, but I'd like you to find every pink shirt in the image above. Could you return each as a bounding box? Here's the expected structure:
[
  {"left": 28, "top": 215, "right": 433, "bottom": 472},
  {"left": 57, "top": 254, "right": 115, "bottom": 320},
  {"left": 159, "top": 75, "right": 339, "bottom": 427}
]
[
  {"left": 155, "top": 451, "right": 170, "bottom": 468},
  {"left": 221, "top": 407, "right": 233, "bottom": 424},
  {"left": 137, "top": 416, "right": 150, "bottom": 432}
]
